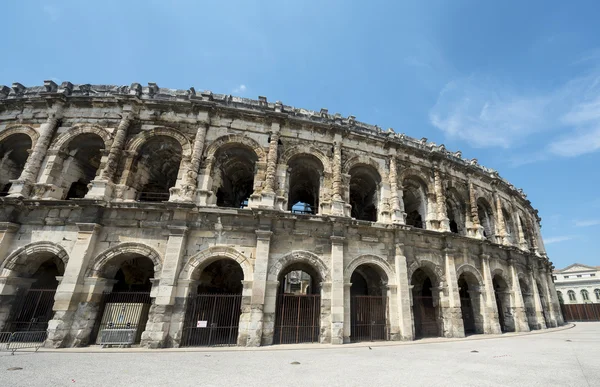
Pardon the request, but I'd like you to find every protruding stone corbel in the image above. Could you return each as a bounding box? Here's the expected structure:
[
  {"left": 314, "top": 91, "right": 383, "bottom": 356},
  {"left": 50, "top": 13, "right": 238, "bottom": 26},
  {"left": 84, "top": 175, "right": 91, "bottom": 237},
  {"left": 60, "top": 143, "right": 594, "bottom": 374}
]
[{"left": 11, "top": 82, "right": 26, "bottom": 95}]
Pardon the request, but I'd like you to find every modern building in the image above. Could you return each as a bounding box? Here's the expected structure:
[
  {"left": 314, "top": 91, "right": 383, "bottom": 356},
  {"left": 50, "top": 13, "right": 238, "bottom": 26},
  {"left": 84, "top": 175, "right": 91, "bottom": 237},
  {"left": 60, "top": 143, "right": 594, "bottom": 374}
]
[
  {"left": 553, "top": 264, "right": 600, "bottom": 304},
  {"left": 0, "top": 81, "right": 564, "bottom": 349}
]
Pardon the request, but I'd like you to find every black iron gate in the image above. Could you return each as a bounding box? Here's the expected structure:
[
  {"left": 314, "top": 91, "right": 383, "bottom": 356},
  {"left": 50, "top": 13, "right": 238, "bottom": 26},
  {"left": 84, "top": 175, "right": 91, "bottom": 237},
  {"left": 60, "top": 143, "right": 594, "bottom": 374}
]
[
  {"left": 351, "top": 295, "right": 387, "bottom": 342},
  {"left": 460, "top": 296, "right": 476, "bottom": 334},
  {"left": 90, "top": 291, "right": 152, "bottom": 344},
  {"left": 181, "top": 294, "right": 242, "bottom": 347},
  {"left": 274, "top": 294, "right": 320, "bottom": 344},
  {"left": 4, "top": 289, "right": 56, "bottom": 332},
  {"left": 413, "top": 295, "right": 439, "bottom": 338}
]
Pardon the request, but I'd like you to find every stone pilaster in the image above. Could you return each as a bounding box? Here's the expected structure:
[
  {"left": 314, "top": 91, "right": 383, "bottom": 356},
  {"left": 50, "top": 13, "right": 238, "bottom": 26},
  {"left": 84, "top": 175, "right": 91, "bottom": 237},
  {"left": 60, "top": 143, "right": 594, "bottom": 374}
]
[
  {"left": 434, "top": 168, "right": 450, "bottom": 232},
  {"left": 86, "top": 111, "right": 134, "bottom": 200},
  {"left": 537, "top": 262, "right": 559, "bottom": 327},
  {"left": 545, "top": 267, "right": 564, "bottom": 325},
  {"left": 515, "top": 213, "right": 529, "bottom": 251},
  {"left": 468, "top": 181, "right": 484, "bottom": 238},
  {"left": 244, "top": 230, "right": 272, "bottom": 346},
  {"left": 494, "top": 192, "right": 507, "bottom": 245},
  {"left": 442, "top": 246, "right": 465, "bottom": 337},
  {"left": 143, "top": 223, "right": 188, "bottom": 348},
  {"left": 329, "top": 137, "right": 346, "bottom": 216},
  {"left": 394, "top": 240, "right": 414, "bottom": 340},
  {"left": 256, "top": 123, "right": 280, "bottom": 208},
  {"left": 170, "top": 124, "right": 207, "bottom": 202},
  {"left": 343, "top": 282, "right": 352, "bottom": 342},
  {"left": 330, "top": 235, "right": 345, "bottom": 344},
  {"left": 9, "top": 106, "right": 63, "bottom": 198},
  {"left": 389, "top": 156, "right": 405, "bottom": 224},
  {"left": 47, "top": 223, "right": 102, "bottom": 348},
  {"left": 507, "top": 258, "right": 530, "bottom": 332},
  {"left": 528, "top": 266, "right": 547, "bottom": 330},
  {"left": 480, "top": 253, "right": 502, "bottom": 334}
]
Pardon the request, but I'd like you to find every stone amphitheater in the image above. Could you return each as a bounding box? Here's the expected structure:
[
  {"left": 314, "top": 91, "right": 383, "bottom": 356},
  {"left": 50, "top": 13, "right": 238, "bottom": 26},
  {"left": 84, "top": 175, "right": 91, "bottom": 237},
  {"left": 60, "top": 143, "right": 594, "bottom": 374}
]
[{"left": 0, "top": 81, "right": 563, "bottom": 349}]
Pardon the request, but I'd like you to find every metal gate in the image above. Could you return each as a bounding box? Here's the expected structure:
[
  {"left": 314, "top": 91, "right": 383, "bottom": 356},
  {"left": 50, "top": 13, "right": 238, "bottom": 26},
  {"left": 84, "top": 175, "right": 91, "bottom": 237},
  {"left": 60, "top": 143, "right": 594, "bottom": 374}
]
[
  {"left": 460, "top": 296, "right": 476, "bottom": 334},
  {"left": 4, "top": 289, "right": 56, "bottom": 332},
  {"left": 413, "top": 295, "right": 439, "bottom": 338},
  {"left": 351, "top": 295, "right": 387, "bottom": 342},
  {"left": 90, "top": 292, "right": 152, "bottom": 345},
  {"left": 181, "top": 294, "right": 242, "bottom": 347},
  {"left": 274, "top": 294, "right": 320, "bottom": 344}
]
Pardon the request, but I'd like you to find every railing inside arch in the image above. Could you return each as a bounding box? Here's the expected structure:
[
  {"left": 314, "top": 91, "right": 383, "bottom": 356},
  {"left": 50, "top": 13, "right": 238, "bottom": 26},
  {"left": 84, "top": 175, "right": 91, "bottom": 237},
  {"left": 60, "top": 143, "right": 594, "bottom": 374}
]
[
  {"left": 350, "top": 295, "right": 387, "bottom": 342},
  {"left": 4, "top": 289, "right": 56, "bottom": 332},
  {"left": 274, "top": 294, "right": 320, "bottom": 344},
  {"left": 181, "top": 294, "right": 243, "bottom": 347}
]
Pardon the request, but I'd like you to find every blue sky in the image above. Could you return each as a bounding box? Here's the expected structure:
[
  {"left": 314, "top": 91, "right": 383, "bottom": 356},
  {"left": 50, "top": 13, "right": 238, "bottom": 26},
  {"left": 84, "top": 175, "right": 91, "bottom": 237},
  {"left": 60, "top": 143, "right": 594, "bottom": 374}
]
[{"left": 1, "top": 0, "right": 599, "bottom": 269}]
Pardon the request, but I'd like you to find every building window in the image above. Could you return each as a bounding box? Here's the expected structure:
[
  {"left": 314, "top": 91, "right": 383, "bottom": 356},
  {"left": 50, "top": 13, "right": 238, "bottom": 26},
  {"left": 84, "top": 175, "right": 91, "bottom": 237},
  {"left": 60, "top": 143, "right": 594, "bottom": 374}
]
[
  {"left": 582, "top": 289, "right": 590, "bottom": 301},
  {"left": 577, "top": 275, "right": 582, "bottom": 278},
  {"left": 552, "top": 275, "right": 557, "bottom": 280},
  {"left": 568, "top": 290, "right": 576, "bottom": 302},
  {"left": 557, "top": 291, "right": 564, "bottom": 304},
  {"left": 595, "top": 289, "right": 600, "bottom": 300},
  {"left": 564, "top": 276, "right": 569, "bottom": 279},
  {"left": 591, "top": 274, "right": 596, "bottom": 277}
]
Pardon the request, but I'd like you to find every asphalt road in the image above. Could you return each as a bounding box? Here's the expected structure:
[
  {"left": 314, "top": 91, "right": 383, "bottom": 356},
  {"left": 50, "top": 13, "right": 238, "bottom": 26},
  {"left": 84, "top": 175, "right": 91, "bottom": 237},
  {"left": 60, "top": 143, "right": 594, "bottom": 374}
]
[{"left": 1, "top": 323, "right": 598, "bottom": 387}]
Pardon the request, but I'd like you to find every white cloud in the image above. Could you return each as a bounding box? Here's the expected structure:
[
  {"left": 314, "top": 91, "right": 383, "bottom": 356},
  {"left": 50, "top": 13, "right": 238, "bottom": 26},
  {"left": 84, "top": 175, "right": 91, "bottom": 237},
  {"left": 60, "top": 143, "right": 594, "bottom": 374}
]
[
  {"left": 429, "top": 67, "right": 600, "bottom": 159},
  {"left": 544, "top": 235, "right": 578, "bottom": 244},
  {"left": 574, "top": 219, "right": 600, "bottom": 227},
  {"left": 232, "top": 84, "right": 247, "bottom": 94},
  {"left": 43, "top": 5, "right": 60, "bottom": 22}
]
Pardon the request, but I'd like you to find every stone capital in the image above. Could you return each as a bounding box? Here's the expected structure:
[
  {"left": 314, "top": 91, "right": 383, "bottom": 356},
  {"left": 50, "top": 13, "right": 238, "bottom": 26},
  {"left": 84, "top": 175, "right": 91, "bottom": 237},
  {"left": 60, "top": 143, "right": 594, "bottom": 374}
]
[
  {"left": 167, "top": 225, "right": 189, "bottom": 236},
  {"left": 255, "top": 230, "right": 273, "bottom": 241},
  {"left": 75, "top": 223, "right": 102, "bottom": 234},
  {"left": 330, "top": 235, "right": 346, "bottom": 244}
]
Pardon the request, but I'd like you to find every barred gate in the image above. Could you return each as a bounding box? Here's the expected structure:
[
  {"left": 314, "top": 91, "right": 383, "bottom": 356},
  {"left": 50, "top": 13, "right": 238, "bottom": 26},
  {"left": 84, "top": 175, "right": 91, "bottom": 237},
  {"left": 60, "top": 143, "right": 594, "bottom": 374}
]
[
  {"left": 274, "top": 294, "right": 320, "bottom": 344},
  {"left": 413, "top": 295, "right": 439, "bottom": 338},
  {"left": 4, "top": 289, "right": 56, "bottom": 332},
  {"left": 350, "top": 295, "right": 387, "bottom": 342},
  {"left": 90, "top": 292, "right": 152, "bottom": 345},
  {"left": 181, "top": 294, "right": 242, "bottom": 347},
  {"left": 460, "top": 296, "right": 476, "bottom": 334}
]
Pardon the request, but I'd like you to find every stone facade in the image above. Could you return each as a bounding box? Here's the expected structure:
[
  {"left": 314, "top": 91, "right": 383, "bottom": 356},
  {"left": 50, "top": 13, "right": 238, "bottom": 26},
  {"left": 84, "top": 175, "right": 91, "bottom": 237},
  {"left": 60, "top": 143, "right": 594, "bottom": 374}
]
[{"left": 0, "top": 81, "right": 564, "bottom": 348}]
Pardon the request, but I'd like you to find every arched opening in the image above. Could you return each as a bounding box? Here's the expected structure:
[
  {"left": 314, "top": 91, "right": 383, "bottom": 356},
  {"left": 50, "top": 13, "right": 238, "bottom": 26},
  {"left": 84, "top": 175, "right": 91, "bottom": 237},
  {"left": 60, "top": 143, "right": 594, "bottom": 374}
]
[
  {"left": 403, "top": 177, "right": 428, "bottom": 229},
  {"left": 458, "top": 272, "right": 484, "bottom": 335},
  {"left": 274, "top": 262, "right": 321, "bottom": 344},
  {"left": 519, "top": 215, "right": 534, "bottom": 250},
  {"left": 2, "top": 254, "right": 64, "bottom": 333},
  {"left": 493, "top": 275, "right": 514, "bottom": 332},
  {"left": 477, "top": 198, "right": 495, "bottom": 241},
  {"left": 350, "top": 264, "right": 388, "bottom": 342},
  {"left": 91, "top": 254, "right": 154, "bottom": 345},
  {"left": 446, "top": 188, "right": 466, "bottom": 235},
  {"left": 181, "top": 259, "right": 244, "bottom": 347},
  {"left": 595, "top": 289, "right": 600, "bottom": 301},
  {"left": 348, "top": 166, "right": 381, "bottom": 222},
  {"left": 211, "top": 145, "right": 257, "bottom": 209},
  {"left": 130, "top": 136, "right": 183, "bottom": 202},
  {"left": 411, "top": 268, "right": 441, "bottom": 338},
  {"left": 537, "top": 283, "right": 551, "bottom": 327},
  {"left": 60, "top": 133, "right": 104, "bottom": 199},
  {"left": 557, "top": 290, "right": 564, "bottom": 304},
  {"left": 502, "top": 209, "right": 517, "bottom": 245},
  {"left": 0, "top": 133, "right": 32, "bottom": 196},
  {"left": 519, "top": 278, "right": 537, "bottom": 330},
  {"left": 567, "top": 290, "right": 576, "bottom": 303},
  {"left": 287, "top": 154, "right": 323, "bottom": 215}
]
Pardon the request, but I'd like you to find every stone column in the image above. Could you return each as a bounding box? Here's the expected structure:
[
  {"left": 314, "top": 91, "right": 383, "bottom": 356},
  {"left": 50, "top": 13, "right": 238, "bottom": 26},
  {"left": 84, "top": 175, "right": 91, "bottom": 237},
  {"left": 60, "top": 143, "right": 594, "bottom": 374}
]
[
  {"left": 494, "top": 192, "right": 507, "bottom": 245},
  {"left": 9, "top": 107, "right": 63, "bottom": 198},
  {"left": 468, "top": 181, "right": 484, "bottom": 238},
  {"left": 480, "top": 253, "right": 502, "bottom": 334},
  {"left": 0, "top": 222, "right": 19, "bottom": 266},
  {"left": 545, "top": 268, "right": 564, "bottom": 325},
  {"left": 442, "top": 245, "right": 465, "bottom": 337},
  {"left": 386, "top": 284, "right": 401, "bottom": 340},
  {"left": 258, "top": 123, "right": 280, "bottom": 208},
  {"left": 507, "top": 258, "right": 530, "bottom": 332},
  {"left": 86, "top": 112, "right": 134, "bottom": 200},
  {"left": 515, "top": 212, "right": 529, "bottom": 251},
  {"left": 244, "top": 230, "right": 272, "bottom": 346},
  {"left": 330, "top": 236, "right": 345, "bottom": 344},
  {"left": 47, "top": 223, "right": 102, "bottom": 348},
  {"left": 343, "top": 282, "right": 352, "bottom": 342},
  {"left": 260, "top": 280, "right": 280, "bottom": 345},
  {"left": 143, "top": 223, "right": 188, "bottom": 348},
  {"left": 330, "top": 137, "right": 346, "bottom": 216},
  {"left": 113, "top": 150, "right": 139, "bottom": 201},
  {"left": 538, "top": 262, "right": 559, "bottom": 327},
  {"left": 389, "top": 156, "right": 405, "bottom": 224},
  {"left": 170, "top": 124, "right": 207, "bottom": 202},
  {"left": 394, "top": 240, "right": 414, "bottom": 340},
  {"left": 434, "top": 168, "right": 450, "bottom": 232},
  {"left": 528, "top": 266, "right": 547, "bottom": 330}
]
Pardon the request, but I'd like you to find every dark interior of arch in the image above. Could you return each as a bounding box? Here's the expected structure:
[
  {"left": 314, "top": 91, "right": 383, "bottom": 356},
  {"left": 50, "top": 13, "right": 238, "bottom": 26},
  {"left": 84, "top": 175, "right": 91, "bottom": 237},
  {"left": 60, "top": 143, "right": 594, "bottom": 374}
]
[
  {"left": 349, "top": 166, "right": 380, "bottom": 221},
  {"left": 493, "top": 275, "right": 508, "bottom": 292},
  {"left": 458, "top": 272, "right": 479, "bottom": 298},
  {"left": 133, "top": 136, "right": 182, "bottom": 201},
  {"left": 519, "top": 278, "right": 529, "bottom": 294},
  {"left": 110, "top": 255, "right": 155, "bottom": 292},
  {"left": 214, "top": 146, "right": 257, "bottom": 208},
  {"left": 64, "top": 133, "right": 104, "bottom": 199},
  {"left": 403, "top": 178, "right": 426, "bottom": 229},
  {"left": 278, "top": 262, "right": 321, "bottom": 294},
  {"left": 446, "top": 191, "right": 465, "bottom": 235},
  {"left": 30, "top": 257, "right": 64, "bottom": 289},
  {"left": 0, "top": 133, "right": 32, "bottom": 194},
  {"left": 502, "top": 209, "right": 516, "bottom": 243},
  {"left": 197, "top": 259, "right": 244, "bottom": 294},
  {"left": 477, "top": 199, "right": 495, "bottom": 239},
  {"left": 519, "top": 215, "right": 533, "bottom": 248},
  {"left": 350, "top": 264, "right": 385, "bottom": 296},
  {"left": 288, "top": 155, "right": 323, "bottom": 214}
]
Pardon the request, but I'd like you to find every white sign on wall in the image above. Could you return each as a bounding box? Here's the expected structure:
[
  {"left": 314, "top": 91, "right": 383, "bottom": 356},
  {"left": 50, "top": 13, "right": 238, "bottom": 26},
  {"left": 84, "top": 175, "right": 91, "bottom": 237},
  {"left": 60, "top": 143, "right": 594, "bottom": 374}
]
[{"left": 197, "top": 321, "right": 208, "bottom": 328}]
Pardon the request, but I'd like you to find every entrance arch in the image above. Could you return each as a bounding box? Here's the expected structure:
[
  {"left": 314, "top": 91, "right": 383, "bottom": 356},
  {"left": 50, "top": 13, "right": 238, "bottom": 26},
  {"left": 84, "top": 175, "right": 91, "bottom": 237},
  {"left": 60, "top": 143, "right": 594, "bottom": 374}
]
[
  {"left": 181, "top": 258, "right": 245, "bottom": 347},
  {"left": 349, "top": 263, "right": 388, "bottom": 342},
  {"left": 411, "top": 266, "right": 441, "bottom": 338},
  {"left": 493, "top": 274, "right": 515, "bottom": 332},
  {"left": 457, "top": 270, "right": 484, "bottom": 335},
  {"left": 273, "top": 258, "right": 322, "bottom": 344}
]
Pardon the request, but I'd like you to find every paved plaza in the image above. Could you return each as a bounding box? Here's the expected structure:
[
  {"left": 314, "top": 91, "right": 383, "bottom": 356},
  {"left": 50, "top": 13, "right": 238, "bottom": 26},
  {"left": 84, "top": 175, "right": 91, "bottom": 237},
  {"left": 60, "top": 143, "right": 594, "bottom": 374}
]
[{"left": 1, "top": 323, "right": 598, "bottom": 387}]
